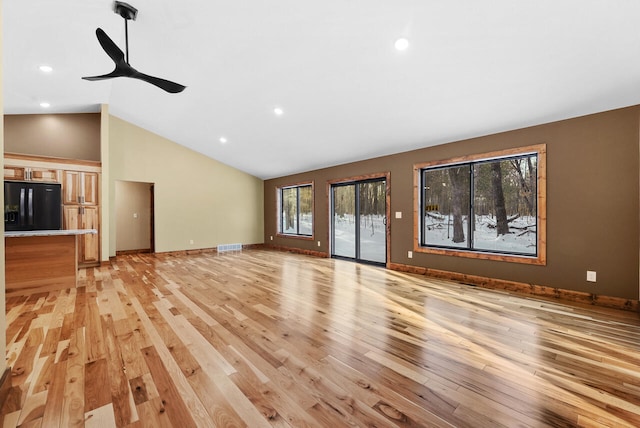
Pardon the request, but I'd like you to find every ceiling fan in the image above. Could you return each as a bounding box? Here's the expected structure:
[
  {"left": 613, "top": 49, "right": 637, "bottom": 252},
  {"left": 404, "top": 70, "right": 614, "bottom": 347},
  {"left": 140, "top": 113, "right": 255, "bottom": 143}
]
[{"left": 82, "top": 1, "right": 186, "bottom": 93}]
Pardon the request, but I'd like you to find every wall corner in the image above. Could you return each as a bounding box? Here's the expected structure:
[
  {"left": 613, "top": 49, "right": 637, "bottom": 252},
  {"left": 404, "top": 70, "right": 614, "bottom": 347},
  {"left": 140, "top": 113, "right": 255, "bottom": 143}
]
[{"left": 100, "top": 104, "right": 111, "bottom": 262}]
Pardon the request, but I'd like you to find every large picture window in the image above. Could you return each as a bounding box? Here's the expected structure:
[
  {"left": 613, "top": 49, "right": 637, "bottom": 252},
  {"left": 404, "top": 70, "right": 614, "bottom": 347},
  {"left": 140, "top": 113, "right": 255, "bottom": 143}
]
[
  {"left": 415, "top": 145, "right": 546, "bottom": 265},
  {"left": 278, "top": 183, "right": 313, "bottom": 237}
]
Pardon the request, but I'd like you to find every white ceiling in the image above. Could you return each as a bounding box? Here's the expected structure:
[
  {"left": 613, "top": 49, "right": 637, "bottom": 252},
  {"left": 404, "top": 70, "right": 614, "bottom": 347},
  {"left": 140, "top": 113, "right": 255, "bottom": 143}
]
[{"left": 5, "top": 0, "right": 640, "bottom": 179}]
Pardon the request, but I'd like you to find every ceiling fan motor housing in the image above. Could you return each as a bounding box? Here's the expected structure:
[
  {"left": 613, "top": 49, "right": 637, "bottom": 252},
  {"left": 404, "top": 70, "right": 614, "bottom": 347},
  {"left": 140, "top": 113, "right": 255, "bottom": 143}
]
[{"left": 114, "top": 1, "right": 137, "bottom": 20}]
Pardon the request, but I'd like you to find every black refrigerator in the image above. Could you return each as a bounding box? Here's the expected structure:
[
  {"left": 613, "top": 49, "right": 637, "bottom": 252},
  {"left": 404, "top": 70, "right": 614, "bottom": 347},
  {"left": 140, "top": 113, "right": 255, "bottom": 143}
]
[{"left": 4, "top": 181, "right": 62, "bottom": 231}]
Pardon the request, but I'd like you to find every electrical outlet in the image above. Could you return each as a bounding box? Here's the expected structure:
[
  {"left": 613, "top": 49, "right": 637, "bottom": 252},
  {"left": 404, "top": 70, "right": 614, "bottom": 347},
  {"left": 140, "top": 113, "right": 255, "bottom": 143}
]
[
  {"left": 586, "top": 270, "right": 597, "bottom": 282},
  {"left": 189, "top": 239, "right": 194, "bottom": 245},
  {"left": 133, "top": 212, "right": 138, "bottom": 219},
  {"left": 408, "top": 251, "right": 413, "bottom": 258},
  {"left": 395, "top": 211, "right": 402, "bottom": 219},
  {"left": 317, "top": 241, "right": 321, "bottom": 247},
  {"left": 270, "top": 235, "right": 273, "bottom": 240}
]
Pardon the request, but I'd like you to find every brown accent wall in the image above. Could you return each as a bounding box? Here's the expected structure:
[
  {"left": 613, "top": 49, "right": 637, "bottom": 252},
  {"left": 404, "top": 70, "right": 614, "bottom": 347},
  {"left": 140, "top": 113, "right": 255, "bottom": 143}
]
[
  {"left": 4, "top": 113, "right": 100, "bottom": 161},
  {"left": 264, "top": 106, "right": 640, "bottom": 300}
]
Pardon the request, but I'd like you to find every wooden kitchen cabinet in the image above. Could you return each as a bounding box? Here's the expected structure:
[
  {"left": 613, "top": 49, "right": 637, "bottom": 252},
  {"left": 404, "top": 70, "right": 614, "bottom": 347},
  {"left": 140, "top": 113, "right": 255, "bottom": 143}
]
[
  {"left": 64, "top": 205, "right": 100, "bottom": 265},
  {"left": 4, "top": 165, "right": 60, "bottom": 182},
  {"left": 30, "top": 168, "right": 61, "bottom": 182},
  {"left": 4, "top": 166, "right": 26, "bottom": 181},
  {"left": 63, "top": 171, "right": 98, "bottom": 205},
  {"left": 62, "top": 170, "right": 100, "bottom": 266}
]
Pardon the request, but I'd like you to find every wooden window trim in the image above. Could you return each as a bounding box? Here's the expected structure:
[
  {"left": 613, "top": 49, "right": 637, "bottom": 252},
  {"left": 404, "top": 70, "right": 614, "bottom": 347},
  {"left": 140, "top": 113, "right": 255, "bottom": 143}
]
[{"left": 413, "top": 144, "right": 547, "bottom": 265}]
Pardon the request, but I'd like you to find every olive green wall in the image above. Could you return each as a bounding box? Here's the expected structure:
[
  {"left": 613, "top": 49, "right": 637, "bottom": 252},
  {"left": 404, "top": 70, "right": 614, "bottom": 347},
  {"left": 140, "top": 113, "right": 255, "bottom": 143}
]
[
  {"left": 4, "top": 113, "right": 100, "bottom": 161},
  {"left": 0, "top": 0, "right": 7, "bottom": 370},
  {"left": 108, "top": 115, "right": 264, "bottom": 256},
  {"left": 264, "top": 106, "right": 640, "bottom": 300}
]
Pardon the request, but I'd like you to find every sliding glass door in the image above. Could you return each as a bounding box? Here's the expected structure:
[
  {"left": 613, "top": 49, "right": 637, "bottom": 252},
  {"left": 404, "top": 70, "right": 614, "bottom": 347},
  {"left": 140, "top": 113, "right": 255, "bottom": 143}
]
[{"left": 331, "top": 178, "right": 386, "bottom": 265}]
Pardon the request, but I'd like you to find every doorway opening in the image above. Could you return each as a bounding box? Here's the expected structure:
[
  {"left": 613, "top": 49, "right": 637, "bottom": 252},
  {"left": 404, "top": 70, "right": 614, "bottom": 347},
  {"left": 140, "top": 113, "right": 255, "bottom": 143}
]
[{"left": 115, "top": 180, "right": 155, "bottom": 255}]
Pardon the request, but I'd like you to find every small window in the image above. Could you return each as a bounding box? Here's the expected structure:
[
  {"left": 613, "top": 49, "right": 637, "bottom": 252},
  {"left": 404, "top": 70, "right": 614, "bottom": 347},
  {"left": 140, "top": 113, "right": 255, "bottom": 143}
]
[
  {"left": 278, "top": 183, "right": 313, "bottom": 237},
  {"left": 415, "top": 145, "right": 546, "bottom": 265}
]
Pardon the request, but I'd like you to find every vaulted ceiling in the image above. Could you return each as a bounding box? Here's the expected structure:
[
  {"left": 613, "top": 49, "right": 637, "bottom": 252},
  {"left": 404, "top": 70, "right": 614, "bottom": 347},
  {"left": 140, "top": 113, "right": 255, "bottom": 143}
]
[{"left": 5, "top": 1, "right": 640, "bottom": 179}]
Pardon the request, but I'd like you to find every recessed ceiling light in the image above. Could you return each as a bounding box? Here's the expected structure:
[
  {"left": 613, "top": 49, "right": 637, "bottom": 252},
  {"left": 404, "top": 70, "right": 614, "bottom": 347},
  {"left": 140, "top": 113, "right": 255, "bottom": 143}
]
[
  {"left": 39, "top": 65, "right": 53, "bottom": 73},
  {"left": 39, "top": 102, "right": 50, "bottom": 108},
  {"left": 273, "top": 107, "right": 284, "bottom": 116},
  {"left": 219, "top": 137, "right": 228, "bottom": 144},
  {"left": 394, "top": 38, "right": 410, "bottom": 51}
]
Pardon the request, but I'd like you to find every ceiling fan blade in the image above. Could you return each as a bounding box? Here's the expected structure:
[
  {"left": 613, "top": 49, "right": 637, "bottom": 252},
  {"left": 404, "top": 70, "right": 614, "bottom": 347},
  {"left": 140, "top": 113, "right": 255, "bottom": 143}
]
[
  {"left": 82, "top": 28, "right": 133, "bottom": 81},
  {"left": 132, "top": 71, "right": 186, "bottom": 93},
  {"left": 82, "top": 60, "right": 137, "bottom": 81},
  {"left": 82, "top": 69, "right": 128, "bottom": 81},
  {"left": 95, "top": 28, "right": 126, "bottom": 64}
]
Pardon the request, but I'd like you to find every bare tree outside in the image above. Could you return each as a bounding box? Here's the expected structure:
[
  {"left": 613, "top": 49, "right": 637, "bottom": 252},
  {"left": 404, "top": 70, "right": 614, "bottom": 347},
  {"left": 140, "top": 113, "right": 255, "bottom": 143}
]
[
  {"left": 490, "top": 162, "right": 509, "bottom": 236},
  {"left": 448, "top": 166, "right": 469, "bottom": 243},
  {"left": 282, "top": 187, "right": 296, "bottom": 232}
]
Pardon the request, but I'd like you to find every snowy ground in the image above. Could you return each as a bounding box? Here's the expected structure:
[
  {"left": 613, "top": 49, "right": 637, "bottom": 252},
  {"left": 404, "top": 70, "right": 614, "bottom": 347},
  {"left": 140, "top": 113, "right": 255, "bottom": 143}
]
[
  {"left": 333, "top": 214, "right": 385, "bottom": 263},
  {"left": 424, "top": 213, "right": 536, "bottom": 255},
  {"left": 281, "top": 213, "right": 387, "bottom": 262},
  {"left": 289, "top": 212, "right": 534, "bottom": 262},
  {"left": 282, "top": 213, "right": 313, "bottom": 236}
]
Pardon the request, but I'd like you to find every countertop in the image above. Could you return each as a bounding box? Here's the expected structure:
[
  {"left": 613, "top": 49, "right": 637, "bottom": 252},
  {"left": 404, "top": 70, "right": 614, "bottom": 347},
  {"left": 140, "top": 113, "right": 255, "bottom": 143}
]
[{"left": 5, "top": 229, "right": 98, "bottom": 238}]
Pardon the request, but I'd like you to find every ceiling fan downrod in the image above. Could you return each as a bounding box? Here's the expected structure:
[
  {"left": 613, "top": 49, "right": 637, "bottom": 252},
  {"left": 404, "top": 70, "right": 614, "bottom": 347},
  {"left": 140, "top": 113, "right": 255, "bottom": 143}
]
[
  {"left": 114, "top": 1, "right": 138, "bottom": 64},
  {"left": 124, "top": 18, "right": 130, "bottom": 64}
]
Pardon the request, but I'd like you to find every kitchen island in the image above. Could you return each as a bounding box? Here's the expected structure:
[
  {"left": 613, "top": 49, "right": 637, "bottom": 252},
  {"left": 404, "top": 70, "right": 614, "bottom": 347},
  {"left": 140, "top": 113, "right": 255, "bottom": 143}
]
[{"left": 5, "top": 229, "right": 97, "bottom": 296}]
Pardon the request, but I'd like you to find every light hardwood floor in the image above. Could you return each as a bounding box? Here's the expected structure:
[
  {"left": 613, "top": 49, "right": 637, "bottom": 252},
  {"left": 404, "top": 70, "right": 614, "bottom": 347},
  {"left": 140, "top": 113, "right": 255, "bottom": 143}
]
[{"left": 3, "top": 250, "right": 640, "bottom": 427}]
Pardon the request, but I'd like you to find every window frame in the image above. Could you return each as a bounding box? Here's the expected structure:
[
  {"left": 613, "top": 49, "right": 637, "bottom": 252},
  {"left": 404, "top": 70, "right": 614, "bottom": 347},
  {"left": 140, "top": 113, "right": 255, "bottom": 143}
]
[
  {"left": 276, "top": 181, "right": 314, "bottom": 239},
  {"left": 413, "top": 144, "right": 546, "bottom": 265}
]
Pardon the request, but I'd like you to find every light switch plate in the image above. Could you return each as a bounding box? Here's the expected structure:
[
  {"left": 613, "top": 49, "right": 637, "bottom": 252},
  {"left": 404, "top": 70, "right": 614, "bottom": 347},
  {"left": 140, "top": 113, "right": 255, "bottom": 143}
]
[
  {"left": 395, "top": 211, "right": 402, "bottom": 219},
  {"left": 586, "top": 271, "right": 597, "bottom": 282}
]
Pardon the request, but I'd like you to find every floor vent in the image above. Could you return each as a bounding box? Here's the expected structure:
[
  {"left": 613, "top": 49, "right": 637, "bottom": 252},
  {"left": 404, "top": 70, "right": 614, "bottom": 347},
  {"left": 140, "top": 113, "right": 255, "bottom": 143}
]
[{"left": 218, "top": 243, "right": 242, "bottom": 252}]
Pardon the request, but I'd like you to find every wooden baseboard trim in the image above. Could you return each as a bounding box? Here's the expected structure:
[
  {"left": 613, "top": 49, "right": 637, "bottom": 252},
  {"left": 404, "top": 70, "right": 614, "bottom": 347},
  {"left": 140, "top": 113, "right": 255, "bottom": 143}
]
[
  {"left": 160, "top": 248, "right": 217, "bottom": 256},
  {"left": 0, "top": 368, "right": 12, "bottom": 412},
  {"left": 153, "top": 244, "right": 265, "bottom": 258},
  {"left": 264, "top": 244, "right": 329, "bottom": 259},
  {"left": 389, "top": 262, "right": 640, "bottom": 312},
  {"left": 116, "top": 249, "right": 152, "bottom": 256},
  {"left": 243, "top": 243, "right": 265, "bottom": 250}
]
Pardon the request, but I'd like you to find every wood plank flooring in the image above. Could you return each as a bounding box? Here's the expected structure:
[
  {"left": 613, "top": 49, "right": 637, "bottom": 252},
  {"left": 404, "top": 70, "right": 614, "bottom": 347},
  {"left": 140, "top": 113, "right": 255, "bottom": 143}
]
[{"left": 3, "top": 249, "right": 640, "bottom": 427}]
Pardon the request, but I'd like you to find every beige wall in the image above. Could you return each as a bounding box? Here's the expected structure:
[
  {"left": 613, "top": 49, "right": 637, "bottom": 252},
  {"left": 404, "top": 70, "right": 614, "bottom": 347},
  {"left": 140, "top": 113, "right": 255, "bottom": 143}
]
[
  {"left": 4, "top": 113, "right": 100, "bottom": 161},
  {"left": 108, "top": 115, "right": 264, "bottom": 255},
  {"left": 264, "top": 106, "right": 640, "bottom": 301},
  {"left": 115, "top": 180, "right": 152, "bottom": 252}
]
